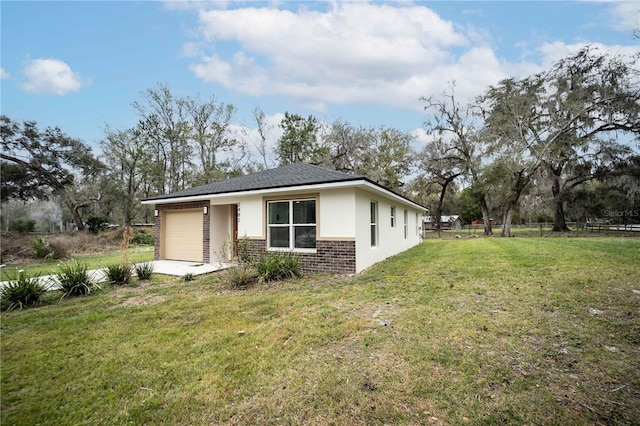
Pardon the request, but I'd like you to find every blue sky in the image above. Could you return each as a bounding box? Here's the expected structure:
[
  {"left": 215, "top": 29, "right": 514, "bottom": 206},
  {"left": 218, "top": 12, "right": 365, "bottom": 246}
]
[{"left": 1, "top": 1, "right": 638, "bottom": 158}]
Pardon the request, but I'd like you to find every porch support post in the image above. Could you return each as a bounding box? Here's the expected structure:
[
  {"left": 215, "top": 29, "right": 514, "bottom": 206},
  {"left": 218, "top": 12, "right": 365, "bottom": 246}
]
[{"left": 203, "top": 205, "right": 210, "bottom": 263}]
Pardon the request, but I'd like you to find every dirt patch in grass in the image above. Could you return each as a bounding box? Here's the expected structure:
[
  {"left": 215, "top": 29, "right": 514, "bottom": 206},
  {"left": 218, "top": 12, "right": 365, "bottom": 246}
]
[
  {"left": 106, "top": 280, "right": 184, "bottom": 308},
  {"left": 108, "top": 280, "right": 155, "bottom": 296},
  {"left": 115, "top": 295, "right": 168, "bottom": 308}
]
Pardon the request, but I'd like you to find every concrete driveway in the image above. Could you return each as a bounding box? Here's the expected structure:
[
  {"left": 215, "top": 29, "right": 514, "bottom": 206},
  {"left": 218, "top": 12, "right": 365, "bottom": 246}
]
[{"left": 147, "top": 260, "right": 233, "bottom": 277}]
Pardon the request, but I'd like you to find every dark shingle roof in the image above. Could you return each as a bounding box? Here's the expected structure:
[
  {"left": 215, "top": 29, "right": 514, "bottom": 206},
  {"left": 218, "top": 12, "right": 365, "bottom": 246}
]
[{"left": 144, "top": 163, "right": 363, "bottom": 201}]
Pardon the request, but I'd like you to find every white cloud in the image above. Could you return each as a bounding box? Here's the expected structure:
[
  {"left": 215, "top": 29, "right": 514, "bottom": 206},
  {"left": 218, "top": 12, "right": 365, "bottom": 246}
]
[
  {"left": 608, "top": 1, "right": 638, "bottom": 32},
  {"left": 183, "top": 3, "right": 639, "bottom": 112},
  {"left": 186, "top": 3, "right": 491, "bottom": 108},
  {"left": 181, "top": 41, "right": 202, "bottom": 57},
  {"left": 0, "top": 67, "right": 10, "bottom": 79},
  {"left": 537, "top": 41, "right": 639, "bottom": 66},
  {"left": 20, "top": 58, "right": 90, "bottom": 95}
]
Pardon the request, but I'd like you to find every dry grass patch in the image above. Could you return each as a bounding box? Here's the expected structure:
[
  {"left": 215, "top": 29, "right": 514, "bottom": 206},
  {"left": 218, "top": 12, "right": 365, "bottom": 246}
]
[
  {"left": 1, "top": 231, "right": 154, "bottom": 281},
  {"left": 1, "top": 230, "right": 122, "bottom": 264},
  {"left": 112, "top": 294, "right": 168, "bottom": 308}
]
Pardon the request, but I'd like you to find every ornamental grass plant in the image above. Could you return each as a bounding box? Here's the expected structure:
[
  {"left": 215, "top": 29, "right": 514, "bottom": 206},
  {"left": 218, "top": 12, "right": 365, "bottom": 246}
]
[
  {"left": 0, "top": 270, "right": 46, "bottom": 311},
  {"left": 54, "top": 261, "right": 95, "bottom": 298}
]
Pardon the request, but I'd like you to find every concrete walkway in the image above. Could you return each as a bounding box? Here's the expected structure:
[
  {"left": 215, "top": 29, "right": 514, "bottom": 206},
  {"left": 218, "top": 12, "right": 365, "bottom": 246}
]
[
  {"left": 0, "top": 260, "right": 233, "bottom": 291},
  {"left": 147, "top": 260, "right": 234, "bottom": 277}
]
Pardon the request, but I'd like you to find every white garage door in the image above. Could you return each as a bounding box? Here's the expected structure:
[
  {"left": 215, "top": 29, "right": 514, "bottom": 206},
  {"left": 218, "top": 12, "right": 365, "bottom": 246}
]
[{"left": 163, "top": 209, "right": 203, "bottom": 262}]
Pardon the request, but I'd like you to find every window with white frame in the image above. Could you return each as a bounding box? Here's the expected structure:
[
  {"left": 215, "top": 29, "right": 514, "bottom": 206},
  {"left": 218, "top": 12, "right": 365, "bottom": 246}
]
[
  {"left": 390, "top": 206, "right": 396, "bottom": 228},
  {"left": 370, "top": 201, "right": 377, "bottom": 247},
  {"left": 267, "top": 199, "right": 316, "bottom": 249},
  {"left": 404, "top": 209, "right": 408, "bottom": 239}
]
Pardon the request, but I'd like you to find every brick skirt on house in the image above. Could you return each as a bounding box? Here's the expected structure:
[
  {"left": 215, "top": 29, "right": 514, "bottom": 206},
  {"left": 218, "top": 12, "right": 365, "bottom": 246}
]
[{"left": 239, "top": 239, "right": 356, "bottom": 274}]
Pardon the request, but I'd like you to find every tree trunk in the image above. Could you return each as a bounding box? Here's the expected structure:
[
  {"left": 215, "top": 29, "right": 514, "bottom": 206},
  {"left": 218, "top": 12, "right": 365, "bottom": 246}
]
[
  {"left": 552, "top": 198, "right": 570, "bottom": 232},
  {"left": 551, "top": 171, "right": 571, "bottom": 232},
  {"left": 500, "top": 204, "right": 515, "bottom": 237},
  {"left": 500, "top": 169, "right": 529, "bottom": 237},
  {"left": 480, "top": 194, "right": 492, "bottom": 235},
  {"left": 436, "top": 179, "right": 453, "bottom": 238},
  {"left": 58, "top": 191, "right": 85, "bottom": 231}
]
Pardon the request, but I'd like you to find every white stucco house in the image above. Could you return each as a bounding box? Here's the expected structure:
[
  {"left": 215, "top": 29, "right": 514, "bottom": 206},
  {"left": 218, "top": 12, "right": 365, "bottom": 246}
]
[{"left": 142, "top": 163, "right": 425, "bottom": 274}]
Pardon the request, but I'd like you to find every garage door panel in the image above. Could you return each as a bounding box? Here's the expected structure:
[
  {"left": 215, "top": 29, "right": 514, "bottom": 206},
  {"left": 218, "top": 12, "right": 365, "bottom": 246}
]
[{"left": 163, "top": 209, "right": 203, "bottom": 261}]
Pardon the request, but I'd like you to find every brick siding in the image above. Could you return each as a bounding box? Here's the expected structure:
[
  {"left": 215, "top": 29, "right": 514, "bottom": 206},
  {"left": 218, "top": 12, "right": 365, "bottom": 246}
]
[
  {"left": 154, "top": 201, "right": 210, "bottom": 263},
  {"left": 238, "top": 238, "right": 356, "bottom": 274}
]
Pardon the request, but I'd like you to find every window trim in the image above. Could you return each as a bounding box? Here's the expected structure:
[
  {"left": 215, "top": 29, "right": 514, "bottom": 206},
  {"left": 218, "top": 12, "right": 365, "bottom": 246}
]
[
  {"left": 403, "top": 209, "right": 408, "bottom": 239},
  {"left": 390, "top": 206, "right": 396, "bottom": 228},
  {"left": 370, "top": 201, "right": 378, "bottom": 247},
  {"left": 267, "top": 198, "right": 317, "bottom": 251}
]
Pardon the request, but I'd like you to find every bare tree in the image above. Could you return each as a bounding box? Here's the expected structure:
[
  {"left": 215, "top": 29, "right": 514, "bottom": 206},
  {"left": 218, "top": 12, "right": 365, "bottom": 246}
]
[
  {"left": 420, "top": 84, "right": 492, "bottom": 235},
  {"left": 101, "top": 127, "right": 150, "bottom": 226},
  {"left": 184, "top": 94, "right": 237, "bottom": 183},
  {"left": 321, "top": 121, "right": 415, "bottom": 194},
  {"left": 250, "top": 107, "right": 276, "bottom": 170},
  {"left": 479, "top": 77, "right": 549, "bottom": 237},
  {"left": 133, "top": 83, "right": 191, "bottom": 193}
]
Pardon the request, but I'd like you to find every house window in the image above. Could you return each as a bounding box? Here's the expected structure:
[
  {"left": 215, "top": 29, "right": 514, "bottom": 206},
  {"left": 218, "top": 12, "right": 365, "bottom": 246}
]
[
  {"left": 404, "top": 209, "right": 408, "bottom": 239},
  {"left": 390, "top": 206, "right": 396, "bottom": 228},
  {"left": 416, "top": 212, "right": 419, "bottom": 236},
  {"left": 267, "top": 199, "right": 316, "bottom": 249},
  {"left": 370, "top": 201, "right": 377, "bottom": 247}
]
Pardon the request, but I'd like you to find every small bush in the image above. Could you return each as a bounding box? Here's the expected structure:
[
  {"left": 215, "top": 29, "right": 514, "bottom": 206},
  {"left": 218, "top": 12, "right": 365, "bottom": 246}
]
[
  {"left": 535, "top": 213, "right": 554, "bottom": 223},
  {"left": 255, "top": 252, "right": 302, "bottom": 282},
  {"left": 55, "top": 261, "right": 95, "bottom": 298},
  {"left": 0, "top": 270, "right": 46, "bottom": 311},
  {"left": 33, "top": 237, "right": 66, "bottom": 260},
  {"left": 86, "top": 217, "right": 109, "bottom": 234},
  {"left": 226, "top": 265, "right": 258, "bottom": 289},
  {"left": 183, "top": 273, "right": 194, "bottom": 282},
  {"left": 33, "top": 236, "right": 54, "bottom": 259},
  {"left": 134, "top": 262, "right": 154, "bottom": 281},
  {"left": 48, "top": 242, "right": 67, "bottom": 260},
  {"left": 132, "top": 229, "right": 155, "bottom": 245},
  {"left": 105, "top": 263, "right": 132, "bottom": 286},
  {"left": 10, "top": 219, "right": 36, "bottom": 233}
]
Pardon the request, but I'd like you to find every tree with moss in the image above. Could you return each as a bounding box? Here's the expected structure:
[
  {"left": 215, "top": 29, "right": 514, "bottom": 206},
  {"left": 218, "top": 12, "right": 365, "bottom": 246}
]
[{"left": 0, "top": 115, "right": 104, "bottom": 231}]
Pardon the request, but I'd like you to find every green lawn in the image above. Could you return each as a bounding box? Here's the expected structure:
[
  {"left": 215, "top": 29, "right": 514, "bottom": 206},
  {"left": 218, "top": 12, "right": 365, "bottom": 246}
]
[
  {"left": 1, "top": 238, "right": 639, "bottom": 425},
  {"left": 0, "top": 246, "right": 155, "bottom": 280}
]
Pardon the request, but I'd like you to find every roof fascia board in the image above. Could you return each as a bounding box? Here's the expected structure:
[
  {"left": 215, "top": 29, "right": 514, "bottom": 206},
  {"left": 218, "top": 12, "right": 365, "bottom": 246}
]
[
  {"left": 142, "top": 179, "right": 425, "bottom": 210},
  {"left": 358, "top": 181, "right": 426, "bottom": 211}
]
